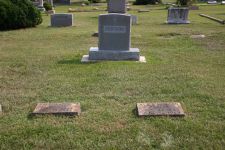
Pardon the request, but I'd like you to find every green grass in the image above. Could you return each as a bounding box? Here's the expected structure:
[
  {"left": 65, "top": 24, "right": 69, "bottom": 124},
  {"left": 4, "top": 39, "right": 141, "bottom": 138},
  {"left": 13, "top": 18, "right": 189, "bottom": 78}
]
[{"left": 0, "top": 4, "right": 225, "bottom": 150}]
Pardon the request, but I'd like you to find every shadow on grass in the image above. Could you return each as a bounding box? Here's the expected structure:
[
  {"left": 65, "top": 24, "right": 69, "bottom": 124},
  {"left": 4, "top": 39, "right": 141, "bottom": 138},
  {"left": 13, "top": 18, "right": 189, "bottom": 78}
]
[
  {"left": 132, "top": 108, "right": 139, "bottom": 118},
  {"left": 58, "top": 58, "right": 83, "bottom": 65},
  {"left": 27, "top": 113, "right": 78, "bottom": 120}
]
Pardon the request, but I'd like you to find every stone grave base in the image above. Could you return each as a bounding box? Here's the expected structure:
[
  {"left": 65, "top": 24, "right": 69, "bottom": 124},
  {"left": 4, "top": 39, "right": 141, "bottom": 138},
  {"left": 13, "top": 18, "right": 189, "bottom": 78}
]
[
  {"left": 81, "top": 47, "right": 146, "bottom": 62},
  {"left": 32, "top": 103, "right": 81, "bottom": 116},
  {"left": 81, "top": 55, "right": 146, "bottom": 63},
  {"left": 166, "top": 20, "right": 190, "bottom": 24},
  {"left": 137, "top": 102, "right": 185, "bottom": 117}
]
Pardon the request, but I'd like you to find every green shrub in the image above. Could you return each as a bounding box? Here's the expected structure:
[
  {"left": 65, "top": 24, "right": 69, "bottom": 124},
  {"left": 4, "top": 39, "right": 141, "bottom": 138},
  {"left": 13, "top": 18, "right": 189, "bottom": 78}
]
[
  {"left": 0, "top": 0, "right": 42, "bottom": 31},
  {"left": 134, "top": 0, "right": 161, "bottom": 5},
  {"left": 88, "top": 0, "right": 101, "bottom": 3},
  {"left": 43, "top": 2, "right": 52, "bottom": 11},
  {"left": 133, "top": 0, "right": 161, "bottom": 5},
  {"left": 177, "top": 0, "right": 194, "bottom": 6}
]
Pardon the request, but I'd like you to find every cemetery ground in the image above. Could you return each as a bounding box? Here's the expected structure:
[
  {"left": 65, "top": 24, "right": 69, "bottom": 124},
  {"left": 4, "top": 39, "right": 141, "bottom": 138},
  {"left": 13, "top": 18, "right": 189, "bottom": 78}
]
[{"left": 0, "top": 4, "right": 225, "bottom": 149}]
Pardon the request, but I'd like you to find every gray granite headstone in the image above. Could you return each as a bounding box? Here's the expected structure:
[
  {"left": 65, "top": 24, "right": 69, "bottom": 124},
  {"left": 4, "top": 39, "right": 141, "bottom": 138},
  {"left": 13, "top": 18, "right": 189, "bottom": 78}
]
[
  {"left": 51, "top": 13, "right": 73, "bottom": 27},
  {"left": 99, "top": 13, "right": 131, "bottom": 51},
  {"left": 167, "top": 7, "right": 190, "bottom": 24},
  {"left": 82, "top": 13, "right": 141, "bottom": 61},
  {"left": 108, "top": 0, "right": 126, "bottom": 13}
]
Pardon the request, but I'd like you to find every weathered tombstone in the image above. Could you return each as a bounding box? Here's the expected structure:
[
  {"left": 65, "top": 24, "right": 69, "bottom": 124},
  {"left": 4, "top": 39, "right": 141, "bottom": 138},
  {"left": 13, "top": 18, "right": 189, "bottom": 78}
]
[
  {"left": 51, "top": 13, "right": 73, "bottom": 27},
  {"left": 131, "top": 15, "right": 138, "bottom": 25},
  {"left": 0, "top": 104, "right": 2, "bottom": 113},
  {"left": 108, "top": 0, "right": 127, "bottom": 13},
  {"left": 167, "top": 7, "right": 190, "bottom": 24},
  {"left": 82, "top": 13, "right": 144, "bottom": 62},
  {"left": 38, "top": 0, "right": 45, "bottom": 11},
  {"left": 207, "top": 0, "right": 217, "bottom": 4},
  {"left": 32, "top": 103, "right": 81, "bottom": 116},
  {"left": 137, "top": 102, "right": 185, "bottom": 117}
]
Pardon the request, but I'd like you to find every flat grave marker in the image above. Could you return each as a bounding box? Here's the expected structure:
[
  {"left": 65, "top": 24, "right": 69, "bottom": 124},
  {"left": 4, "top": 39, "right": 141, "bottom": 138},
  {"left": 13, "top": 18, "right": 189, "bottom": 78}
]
[
  {"left": 32, "top": 103, "right": 81, "bottom": 116},
  {"left": 137, "top": 102, "right": 185, "bottom": 117}
]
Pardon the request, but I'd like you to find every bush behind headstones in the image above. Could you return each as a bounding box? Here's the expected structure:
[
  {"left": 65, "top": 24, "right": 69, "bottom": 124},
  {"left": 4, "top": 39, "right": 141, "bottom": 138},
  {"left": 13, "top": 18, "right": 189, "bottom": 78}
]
[
  {"left": 134, "top": 0, "right": 161, "bottom": 5},
  {"left": 0, "top": 0, "right": 42, "bottom": 31}
]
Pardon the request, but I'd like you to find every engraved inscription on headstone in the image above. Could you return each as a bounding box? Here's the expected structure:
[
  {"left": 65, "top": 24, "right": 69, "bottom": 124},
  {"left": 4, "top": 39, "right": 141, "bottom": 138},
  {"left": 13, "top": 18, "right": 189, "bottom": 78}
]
[
  {"left": 103, "top": 26, "right": 126, "bottom": 33},
  {"left": 137, "top": 102, "right": 185, "bottom": 116},
  {"left": 32, "top": 103, "right": 81, "bottom": 116}
]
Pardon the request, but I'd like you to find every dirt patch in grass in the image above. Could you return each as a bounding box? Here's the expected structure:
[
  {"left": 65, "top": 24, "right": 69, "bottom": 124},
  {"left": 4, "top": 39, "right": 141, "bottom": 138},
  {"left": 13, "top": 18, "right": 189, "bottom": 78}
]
[{"left": 157, "top": 32, "right": 183, "bottom": 39}]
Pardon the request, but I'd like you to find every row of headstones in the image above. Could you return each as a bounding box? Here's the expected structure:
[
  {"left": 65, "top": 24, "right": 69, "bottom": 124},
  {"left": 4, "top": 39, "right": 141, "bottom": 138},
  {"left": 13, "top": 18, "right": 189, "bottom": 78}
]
[
  {"left": 0, "top": 102, "right": 185, "bottom": 117},
  {"left": 49, "top": 0, "right": 144, "bottom": 62},
  {"left": 207, "top": 0, "right": 225, "bottom": 4}
]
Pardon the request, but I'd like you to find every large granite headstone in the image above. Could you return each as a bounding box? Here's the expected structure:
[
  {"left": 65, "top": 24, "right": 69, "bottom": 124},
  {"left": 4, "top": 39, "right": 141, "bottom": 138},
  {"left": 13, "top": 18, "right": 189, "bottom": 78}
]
[
  {"left": 108, "top": 0, "right": 126, "bottom": 14},
  {"left": 99, "top": 14, "right": 130, "bottom": 51},
  {"left": 167, "top": 7, "right": 190, "bottom": 24},
  {"left": 51, "top": 13, "right": 73, "bottom": 27},
  {"left": 82, "top": 13, "right": 141, "bottom": 61}
]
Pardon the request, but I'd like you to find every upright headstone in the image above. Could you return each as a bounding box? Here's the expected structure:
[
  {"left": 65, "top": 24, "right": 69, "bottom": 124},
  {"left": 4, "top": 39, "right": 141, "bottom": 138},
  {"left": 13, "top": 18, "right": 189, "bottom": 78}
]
[
  {"left": 82, "top": 13, "right": 142, "bottom": 61},
  {"left": 51, "top": 13, "right": 73, "bottom": 27},
  {"left": 38, "top": 0, "right": 45, "bottom": 11},
  {"left": 98, "top": 14, "right": 130, "bottom": 51},
  {"left": 131, "top": 15, "right": 138, "bottom": 25},
  {"left": 108, "top": 0, "right": 126, "bottom": 14},
  {"left": 167, "top": 8, "right": 190, "bottom": 24}
]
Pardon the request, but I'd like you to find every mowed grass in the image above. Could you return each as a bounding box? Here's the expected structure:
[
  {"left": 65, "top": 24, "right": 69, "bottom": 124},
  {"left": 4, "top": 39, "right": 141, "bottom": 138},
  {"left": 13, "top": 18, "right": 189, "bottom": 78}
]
[{"left": 0, "top": 4, "right": 225, "bottom": 149}]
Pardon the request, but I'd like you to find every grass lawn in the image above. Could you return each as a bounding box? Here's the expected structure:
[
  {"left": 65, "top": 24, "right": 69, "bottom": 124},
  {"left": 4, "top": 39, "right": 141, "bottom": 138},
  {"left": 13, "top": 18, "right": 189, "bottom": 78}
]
[{"left": 0, "top": 3, "right": 225, "bottom": 150}]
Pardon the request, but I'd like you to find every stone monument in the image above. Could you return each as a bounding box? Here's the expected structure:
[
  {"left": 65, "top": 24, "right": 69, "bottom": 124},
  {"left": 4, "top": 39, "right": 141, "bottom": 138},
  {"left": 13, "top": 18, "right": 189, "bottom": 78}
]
[
  {"left": 38, "top": 0, "right": 45, "bottom": 11},
  {"left": 108, "top": 0, "right": 127, "bottom": 14},
  {"left": 51, "top": 13, "right": 73, "bottom": 27},
  {"left": 167, "top": 7, "right": 190, "bottom": 24},
  {"left": 81, "top": 0, "right": 145, "bottom": 62},
  {"left": 82, "top": 13, "right": 144, "bottom": 62}
]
